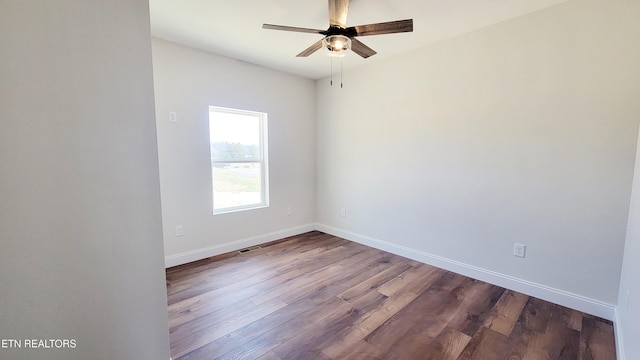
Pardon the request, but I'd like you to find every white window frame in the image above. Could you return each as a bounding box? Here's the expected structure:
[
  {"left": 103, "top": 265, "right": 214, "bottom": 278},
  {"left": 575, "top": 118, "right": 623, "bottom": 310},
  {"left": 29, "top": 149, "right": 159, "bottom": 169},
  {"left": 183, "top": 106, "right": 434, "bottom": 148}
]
[{"left": 209, "top": 106, "right": 269, "bottom": 214}]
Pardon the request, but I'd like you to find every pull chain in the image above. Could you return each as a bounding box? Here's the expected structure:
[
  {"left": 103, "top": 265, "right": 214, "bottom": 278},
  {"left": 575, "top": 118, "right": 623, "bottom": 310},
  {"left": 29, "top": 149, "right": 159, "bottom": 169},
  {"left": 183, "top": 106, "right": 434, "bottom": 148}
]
[
  {"left": 330, "top": 57, "right": 333, "bottom": 86},
  {"left": 340, "top": 59, "right": 343, "bottom": 88},
  {"left": 329, "top": 57, "right": 344, "bottom": 88}
]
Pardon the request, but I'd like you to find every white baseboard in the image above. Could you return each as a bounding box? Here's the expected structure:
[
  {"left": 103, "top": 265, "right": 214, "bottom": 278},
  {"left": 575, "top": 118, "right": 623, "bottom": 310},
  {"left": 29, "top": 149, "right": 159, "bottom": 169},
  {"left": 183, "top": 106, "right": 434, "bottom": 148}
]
[
  {"left": 164, "top": 224, "right": 316, "bottom": 268},
  {"left": 615, "top": 309, "right": 625, "bottom": 360},
  {"left": 316, "top": 224, "right": 616, "bottom": 321}
]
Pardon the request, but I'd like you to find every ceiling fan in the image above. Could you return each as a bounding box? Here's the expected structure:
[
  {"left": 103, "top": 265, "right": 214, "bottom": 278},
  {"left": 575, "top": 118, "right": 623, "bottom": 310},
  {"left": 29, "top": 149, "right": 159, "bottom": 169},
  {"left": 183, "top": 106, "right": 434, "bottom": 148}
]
[{"left": 262, "top": 0, "right": 413, "bottom": 59}]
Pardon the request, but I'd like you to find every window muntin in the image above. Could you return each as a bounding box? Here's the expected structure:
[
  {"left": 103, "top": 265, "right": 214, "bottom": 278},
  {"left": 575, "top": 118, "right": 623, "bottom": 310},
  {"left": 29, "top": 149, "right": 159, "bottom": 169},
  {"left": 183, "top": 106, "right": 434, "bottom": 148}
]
[{"left": 209, "top": 106, "right": 268, "bottom": 214}]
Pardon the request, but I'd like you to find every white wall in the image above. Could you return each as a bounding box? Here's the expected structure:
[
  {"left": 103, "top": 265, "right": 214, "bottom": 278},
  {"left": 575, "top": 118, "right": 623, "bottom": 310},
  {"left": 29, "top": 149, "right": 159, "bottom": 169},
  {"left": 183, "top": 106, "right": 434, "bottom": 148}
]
[
  {"left": 152, "top": 39, "right": 317, "bottom": 266},
  {"left": 317, "top": 0, "right": 640, "bottom": 315},
  {"left": 617, "top": 126, "right": 640, "bottom": 359},
  {"left": 0, "top": 1, "right": 170, "bottom": 359}
]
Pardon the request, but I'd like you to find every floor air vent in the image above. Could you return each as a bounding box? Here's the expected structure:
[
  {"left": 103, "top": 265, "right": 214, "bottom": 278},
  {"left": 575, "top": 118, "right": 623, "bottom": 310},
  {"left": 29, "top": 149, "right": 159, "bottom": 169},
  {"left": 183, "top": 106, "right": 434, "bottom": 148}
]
[{"left": 238, "top": 245, "right": 262, "bottom": 254}]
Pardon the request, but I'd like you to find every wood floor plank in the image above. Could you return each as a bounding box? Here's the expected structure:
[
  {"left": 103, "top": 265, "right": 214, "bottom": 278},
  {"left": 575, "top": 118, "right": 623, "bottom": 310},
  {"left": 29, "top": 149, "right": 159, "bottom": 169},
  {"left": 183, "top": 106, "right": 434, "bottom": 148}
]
[
  {"left": 269, "top": 299, "right": 369, "bottom": 360},
  {"left": 168, "top": 279, "right": 263, "bottom": 323},
  {"left": 423, "top": 328, "right": 472, "bottom": 360},
  {"left": 520, "top": 296, "right": 555, "bottom": 332},
  {"left": 522, "top": 309, "right": 580, "bottom": 360},
  {"left": 171, "top": 298, "right": 287, "bottom": 358},
  {"left": 170, "top": 268, "right": 307, "bottom": 332},
  {"left": 327, "top": 340, "right": 385, "bottom": 360},
  {"left": 178, "top": 297, "right": 347, "bottom": 360},
  {"left": 365, "top": 271, "right": 470, "bottom": 346},
  {"left": 249, "top": 242, "right": 373, "bottom": 305},
  {"left": 254, "top": 350, "right": 282, "bottom": 360},
  {"left": 250, "top": 263, "right": 344, "bottom": 305},
  {"left": 568, "top": 311, "right": 583, "bottom": 332},
  {"left": 373, "top": 277, "right": 494, "bottom": 359},
  {"left": 170, "top": 296, "right": 276, "bottom": 343},
  {"left": 457, "top": 327, "right": 514, "bottom": 360},
  {"left": 400, "top": 265, "right": 447, "bottom": 295},
  {"left": 307, "top": 250, "right": 407, "bottom": 304},
  {"left": 301, "top": 287, "right": 391, "bottom": 357},
  {"left": 377, "top": 262, "right": 438, "bottom": 297},
  {"left": 278, "top": 250, "right": 402, "bottom": 305},
  {"left": 168, "top": 308, "right": 196, "bottom": 329},
  {"left": 319, "top": 291, "right": 419, "bottom": 359},
  {"left": 483, "top": 289, "right": 530, "bottom": 336},
  {"left": 579, "top": 317, "right": 617, "bottom": 360},
  {"left": 168, "top": 233, "right": 345, "bottom": 302},
  {"left": 168, "top": 256, "right": 294, "bottom": 307},
  {"left": 166, "top": 231, "right": 617, "bottom": 360},
  {"left": 446, "top": 280, "right": 505, "bottom": 337},
  {"left": 222, "top": 297, "right": 353, "bottom": 360},
  {"left": 166, "top": 235, "right": 306, "bottom": 290},
  {"left": 337, "top": 262, "right": 413, "bottom": 303}
]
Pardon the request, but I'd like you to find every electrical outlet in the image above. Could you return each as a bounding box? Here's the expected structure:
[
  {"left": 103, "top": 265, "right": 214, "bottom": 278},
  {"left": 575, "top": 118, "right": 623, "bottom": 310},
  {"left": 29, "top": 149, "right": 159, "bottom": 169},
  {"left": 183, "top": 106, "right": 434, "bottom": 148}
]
[
  {"left": 513, "top": 243, "right": 526, "bottom": 258},
  {"left": 286, "top": 207, "right": 292, "bottom": 216},
  {"left": 175, "top": 225, "right": 184, "bottom": 237},
  {"left": 340, "top": 208, "right": 347, "bottom": 217}
]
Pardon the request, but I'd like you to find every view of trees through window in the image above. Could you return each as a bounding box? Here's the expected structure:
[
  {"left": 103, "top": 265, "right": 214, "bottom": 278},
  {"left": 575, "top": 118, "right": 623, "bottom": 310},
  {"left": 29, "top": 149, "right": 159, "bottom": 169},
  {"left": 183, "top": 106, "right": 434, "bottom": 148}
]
[{"left": 209, "top": 106, "right": 268, "bottom": 213}]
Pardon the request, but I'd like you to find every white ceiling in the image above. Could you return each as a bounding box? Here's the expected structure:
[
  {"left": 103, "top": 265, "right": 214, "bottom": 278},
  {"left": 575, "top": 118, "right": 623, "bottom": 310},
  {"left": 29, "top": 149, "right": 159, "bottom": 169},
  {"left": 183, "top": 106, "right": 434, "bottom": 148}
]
[{"left": 149, "top": 0, "right": 568, "bottom": 80}]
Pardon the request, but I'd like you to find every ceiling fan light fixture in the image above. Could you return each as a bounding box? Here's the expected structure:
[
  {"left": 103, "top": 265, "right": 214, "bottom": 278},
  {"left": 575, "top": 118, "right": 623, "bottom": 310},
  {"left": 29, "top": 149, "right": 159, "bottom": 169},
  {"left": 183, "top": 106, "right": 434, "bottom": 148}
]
[{"left": 324, "top": 35, "right": 351, "bottom": 57}]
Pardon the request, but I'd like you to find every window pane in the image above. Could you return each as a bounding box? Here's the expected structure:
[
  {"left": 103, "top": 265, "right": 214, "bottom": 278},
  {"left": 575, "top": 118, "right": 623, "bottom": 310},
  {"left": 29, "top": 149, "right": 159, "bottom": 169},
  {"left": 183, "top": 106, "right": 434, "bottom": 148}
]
[
  {"left": 212, "top": 163, "right": 262, "bottom": 210},
  {"left": 209, "top": 106, "right": 268, "bottom": 214},
  {"left": 210, "top": 112, "right": 261, "bottom": 162}
]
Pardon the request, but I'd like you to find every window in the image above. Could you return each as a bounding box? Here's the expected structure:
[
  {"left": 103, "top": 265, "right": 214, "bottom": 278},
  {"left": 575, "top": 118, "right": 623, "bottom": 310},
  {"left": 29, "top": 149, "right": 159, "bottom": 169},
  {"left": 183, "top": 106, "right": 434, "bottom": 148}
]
[{"left": 209, "top": 106, "right": 269, "bottom": 214}]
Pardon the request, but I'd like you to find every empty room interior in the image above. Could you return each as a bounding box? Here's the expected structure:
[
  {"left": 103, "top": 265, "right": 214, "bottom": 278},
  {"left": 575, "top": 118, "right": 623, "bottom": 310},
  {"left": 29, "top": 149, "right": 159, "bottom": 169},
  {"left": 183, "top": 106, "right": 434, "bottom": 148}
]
[{"left": 1, "top": 0, "right": 639, "bottom": 359}]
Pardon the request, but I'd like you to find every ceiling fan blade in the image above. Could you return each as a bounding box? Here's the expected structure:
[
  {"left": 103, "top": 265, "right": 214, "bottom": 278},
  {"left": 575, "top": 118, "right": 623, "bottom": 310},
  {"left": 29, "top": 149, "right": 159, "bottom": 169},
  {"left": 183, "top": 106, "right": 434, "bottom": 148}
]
[
  {"left": 350, "top": 38, "right": 376, "bottom": 58},
  {"left": 349, "top": 19, "right": 413, "bottom": 37},
  {"left": 328, "top": 0, "right": 349, "bottom": 28},
  {"left": 263, "top": 24, "right": 325, "bottom": 34},
  {"left": 296, "top": 39, "right": 325, "bottom": 57}
]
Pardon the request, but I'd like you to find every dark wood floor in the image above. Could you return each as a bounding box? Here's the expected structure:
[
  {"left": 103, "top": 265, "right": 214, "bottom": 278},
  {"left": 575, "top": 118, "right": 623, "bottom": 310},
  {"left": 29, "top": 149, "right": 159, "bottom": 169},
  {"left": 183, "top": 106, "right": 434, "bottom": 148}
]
[{"left": 166, "top": 231, "right": 617, "bottom": 360}]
